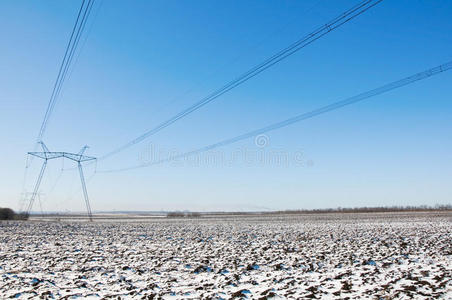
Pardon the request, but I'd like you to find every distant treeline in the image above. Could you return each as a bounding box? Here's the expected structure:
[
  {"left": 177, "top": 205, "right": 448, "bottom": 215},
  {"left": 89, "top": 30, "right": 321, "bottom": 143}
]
[
  {"left": 167, "top": 211, "right": 201, "bottom": 218},
  {"left": 0, "top": 208, "right": 29, "bottom": 220},
  {"left": 271, "top": 204, "right": 452, "bottom": 215},
  {"left": 167, "top": 205, "right": 451, "bottom": 217}
]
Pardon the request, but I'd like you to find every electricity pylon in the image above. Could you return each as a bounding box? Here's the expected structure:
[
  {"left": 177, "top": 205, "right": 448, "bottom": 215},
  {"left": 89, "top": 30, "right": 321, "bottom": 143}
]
[
  {"left": 22, "top": 192, "right": 45, "bottom": 216},
  {"left": 25, "top": 142, "right": 96, "bottom": 221}
]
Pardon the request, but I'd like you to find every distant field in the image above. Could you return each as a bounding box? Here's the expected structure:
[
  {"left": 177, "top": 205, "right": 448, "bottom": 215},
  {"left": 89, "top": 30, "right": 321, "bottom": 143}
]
[{"left": 1, "top": 212, "right": 451, "bottom": 299}]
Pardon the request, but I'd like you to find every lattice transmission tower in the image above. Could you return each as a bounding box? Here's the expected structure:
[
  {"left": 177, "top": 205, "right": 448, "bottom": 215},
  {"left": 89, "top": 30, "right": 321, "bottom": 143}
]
[
  {"left": 25, "top": 142, "right": 96, "bottom": 221},
  {"left": 21, "top": 192, "right": 45, "bottom": 216}
]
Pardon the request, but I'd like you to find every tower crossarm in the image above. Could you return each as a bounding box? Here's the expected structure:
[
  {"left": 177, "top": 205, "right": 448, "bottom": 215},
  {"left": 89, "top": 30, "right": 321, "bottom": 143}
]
[
  {"left": 28, "top": 151, "right": 96, "bottom": 162},
  {"left": 28, "top": 152, "right": 64, "bottom": 160},
  {"left": 63, "top": 152, "right": 96, "bottom": 162}
]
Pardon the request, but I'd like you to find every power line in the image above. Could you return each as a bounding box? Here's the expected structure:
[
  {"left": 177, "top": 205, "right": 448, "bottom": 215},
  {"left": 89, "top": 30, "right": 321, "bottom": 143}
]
[
  {"left": 65, "top": 0, "right": 104, "bottom": 87},
  {"left": 36, "top": 0, "right": 95, "bottom": 144},
  {"left": 145, "top": 0, "right": 324, "bottom": 120},
  {"left": 97, "top": 61, "right": 452, "bottom": 173},
  {"left": 20, "top": 0, "right": 96, "bottom": 212},
  {"left": 99, "top": 0, "right": 383, "bottom": 160},
  {"left": 46, "top": 0, "right": 96, "bottom": 127}
]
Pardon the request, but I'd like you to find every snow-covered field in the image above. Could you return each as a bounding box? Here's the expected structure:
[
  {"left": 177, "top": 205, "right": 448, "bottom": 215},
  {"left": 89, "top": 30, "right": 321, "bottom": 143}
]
[{"left": 1, "top": 212, "right": 451, "bottom": 299}]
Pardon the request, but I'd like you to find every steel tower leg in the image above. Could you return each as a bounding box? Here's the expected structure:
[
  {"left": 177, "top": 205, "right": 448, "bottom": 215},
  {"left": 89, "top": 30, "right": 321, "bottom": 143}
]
[
  {"left": 26, "top": 160, "right": 47, "bottom": 216},
  {"left": 78, "top": 162, "right": 93, "bottom": 222},
  {"left": 37, "top": 194, "right": 44, "bottom": 217}
]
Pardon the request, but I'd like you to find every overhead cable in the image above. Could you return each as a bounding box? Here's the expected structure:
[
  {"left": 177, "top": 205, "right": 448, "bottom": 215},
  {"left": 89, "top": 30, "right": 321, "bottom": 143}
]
[
  {"left": 98, "top": 61, "right": 452, "bottom": 173},
  {"left": 100, "top": 0, "right": 384, "bottom": 160}
]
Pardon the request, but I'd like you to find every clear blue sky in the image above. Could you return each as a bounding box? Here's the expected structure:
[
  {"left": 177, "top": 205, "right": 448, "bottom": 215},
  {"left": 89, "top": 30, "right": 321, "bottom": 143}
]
[{"left": 1, "top": 0, "right": 451, "bottom": 212}]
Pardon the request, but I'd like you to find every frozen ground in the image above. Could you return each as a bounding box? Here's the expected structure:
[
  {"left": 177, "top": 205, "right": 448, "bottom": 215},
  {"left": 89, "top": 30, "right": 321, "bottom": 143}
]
[{"left": 1, "top": 212, "right": 451, "bottom": 299}]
